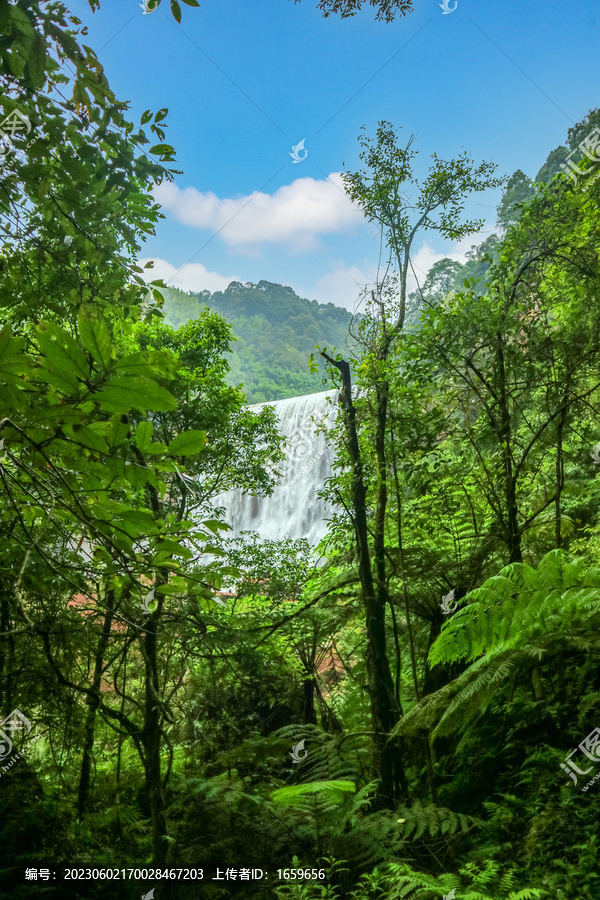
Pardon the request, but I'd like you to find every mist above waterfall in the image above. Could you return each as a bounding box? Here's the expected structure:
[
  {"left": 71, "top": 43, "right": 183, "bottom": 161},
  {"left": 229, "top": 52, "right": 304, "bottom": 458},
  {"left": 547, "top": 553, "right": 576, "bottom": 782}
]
[{"left": 216, "top": 390, "right": 338, "bottom": 544}]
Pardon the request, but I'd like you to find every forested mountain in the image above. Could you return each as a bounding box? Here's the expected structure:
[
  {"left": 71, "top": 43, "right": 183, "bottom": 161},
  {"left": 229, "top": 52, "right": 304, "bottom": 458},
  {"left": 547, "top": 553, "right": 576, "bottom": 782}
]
[{"left": 160, "top": 281, "right": 356, "bottom": 403}]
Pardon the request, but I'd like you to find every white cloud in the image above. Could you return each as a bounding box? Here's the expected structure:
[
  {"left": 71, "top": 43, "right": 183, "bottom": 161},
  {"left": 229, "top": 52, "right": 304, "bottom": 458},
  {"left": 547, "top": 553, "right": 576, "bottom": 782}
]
[
  {"left": 306, "top": 229, "right": 498, "bottom": 311},
  {"left": 154, "top": 172, "right": 360, "bottom": 252},
  {"left": 407, "top": 230, "right": 497, "bottom": 294},
  {"left": 138, "top": 257, "right": 239, "bottom": 294},
  {"left": 310, "top": 263, "right": 380, "bottom": 312}
]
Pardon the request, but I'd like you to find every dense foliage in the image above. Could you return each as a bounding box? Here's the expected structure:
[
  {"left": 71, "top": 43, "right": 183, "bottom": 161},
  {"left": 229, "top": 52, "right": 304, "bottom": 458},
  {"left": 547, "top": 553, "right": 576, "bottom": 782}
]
[{"left": 2, "top": 2, "right": 600, "bottom": 900}]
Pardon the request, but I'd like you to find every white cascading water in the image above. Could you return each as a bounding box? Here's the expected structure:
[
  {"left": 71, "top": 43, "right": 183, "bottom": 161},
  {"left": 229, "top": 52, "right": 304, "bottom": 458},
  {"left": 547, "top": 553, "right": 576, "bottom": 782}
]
[{"left": 217, "top": 390, "right": 338, "bottom": 544}]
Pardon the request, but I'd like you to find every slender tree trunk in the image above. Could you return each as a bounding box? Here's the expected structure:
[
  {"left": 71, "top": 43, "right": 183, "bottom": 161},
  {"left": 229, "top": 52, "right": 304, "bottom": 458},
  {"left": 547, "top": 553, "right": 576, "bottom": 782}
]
[
  {"left": 135, "top": 439, "right": 173, "bottom": 868},
  {"left": 373, "top": 379, "right": 389, "bottom": 620},
  {"left": 322, "top": 353, "right": 402, "bottom": 807},
  {"left": 0, "top": 591, "right": 15, "bottom": 718},
  {"left": 115, "top": 661, "right": 127, "bottom": 842},
  {"left": 388, "top": 601, "right": 403, "bottom": 714},
  {"left": 391, "top": 443, "right": 420, "bottom": 704},
  {"left": 555, "top": 401, "right": 566, "bottom": 548},
  {"left": 531, "top": 666, "right": 545, "bottom": 701},
  {"left": 496, "top": 337, "right": 522, "bottom": 562},
  {"left": 303, "top": 673, "right": 317, "bottom": 725},
  {"left": 423, "top": 737, "right": 438, "bottom": 803},
  {"left": 143, "top": 604, "right": 171, "bottom": 868},
  {"left": 77, "top": 598, "right": 114, "bottom": 818}
]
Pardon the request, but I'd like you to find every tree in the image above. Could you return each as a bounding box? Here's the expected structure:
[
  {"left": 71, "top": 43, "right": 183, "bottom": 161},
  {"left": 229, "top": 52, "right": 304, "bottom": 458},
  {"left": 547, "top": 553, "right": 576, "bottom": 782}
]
[
  {"left": 534, "top": 107, "right": 600, "bottom": 184},
  {"left": 319, "top": 122, "right": 504, "bottom": 807},
  {"left": 293, "top": 0, "right": 413, "bottom": 22},
  {"left": 496, "top": 169, "right": 535, "bottom": 231},
  {"left": 421, "top": 258, "right": 464, "bottom": 297}
]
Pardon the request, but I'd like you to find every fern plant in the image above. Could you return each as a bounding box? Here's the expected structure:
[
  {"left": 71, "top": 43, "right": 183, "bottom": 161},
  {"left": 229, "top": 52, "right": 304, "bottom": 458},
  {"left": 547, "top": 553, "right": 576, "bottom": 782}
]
[
  {"left": 396, "top": 550, "right": 600, "bottom": 740},
  {"left": 273, "top": 858, "right": 545, "bottom": 900},
  {"left": 272, "top": 781, "right": 357, "bottom": 805},
  {"left": 349, "top": 859, "right": 544, "bottom": 899}
]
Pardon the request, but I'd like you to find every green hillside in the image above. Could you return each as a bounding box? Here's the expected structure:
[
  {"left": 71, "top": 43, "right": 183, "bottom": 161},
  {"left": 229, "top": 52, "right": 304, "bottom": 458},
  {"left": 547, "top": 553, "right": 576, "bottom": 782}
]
[{"left": 160, "top": 280, "right": 356, "bottom": 403}]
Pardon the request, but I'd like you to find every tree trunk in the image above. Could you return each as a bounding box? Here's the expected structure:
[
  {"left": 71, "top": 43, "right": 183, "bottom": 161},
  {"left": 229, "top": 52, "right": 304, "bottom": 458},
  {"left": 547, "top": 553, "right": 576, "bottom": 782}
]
[
  {"left": 77, "top": 599, "right": 114, "bottom": 818},
  {"left": 143, "top": 606, "right": 171, "bottom": 868},
  {"left": 0, "top": 591, "right": 15, "bottom": 718},
  {"left": 496, "top": 336, "right": 522, "bottom": 563},
  {"left": 391, "top": 442, "right": 420, "bottom": 704},
  {"left": 322, "top": 353, "right": 401, "bottom": 807},
  {"left": 303, "top": 674, "right": 317, "bottom": 725},
  {"left": 555, "top": 401, "right": 566, "bottom": 548}
]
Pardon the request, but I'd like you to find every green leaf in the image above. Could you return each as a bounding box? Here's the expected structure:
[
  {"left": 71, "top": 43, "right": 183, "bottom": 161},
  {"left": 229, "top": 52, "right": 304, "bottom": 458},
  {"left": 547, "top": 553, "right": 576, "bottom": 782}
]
[
  {"left": 149, "top": 143, "right": 176, "bottom": 156},
  {"left": 155, "top": 584, "right": 181, "bottom": 596},
  {"left": 144, "top": 442, "right": 168, "bottom": 456},
  {"left": 0, "top": 326, "right": 29, "bottom": 382},
  {"left": 37, "top": 363, "right": 80, "bottom": 396},
  {"left": 36, "top": 321, "right": 89, "bottom": 380},
  {"left": 27, "top": 31, "right": 47, "bottom": 89},
  {"left": 124, "top": 463, "right": 149, "bottom": 489},
  {"left": 71, "top": 425, "right": 109, "bottom": 453},
  {"left": 135, "top": 421, "right": 154, "bottom": 452},
  {"left": 113, "top": 349, "right": 171, "bottom": 376},
  {"left": 115, "top": 510, "right": 159, "bottom": 538},
  {"left": 151, "top": 539, "right": 193, "bottom": 559},
  {"left": 154, "top": 108, "right": 169, "bottom": 121},
  {"left": 78, "top": 307, "right": 112, "bottom": 371},
  {"left": 105, "top": 415, "right": 130, "bottom": 452},
  {"left": 8, "top": 4, "right": 33, "bottom": 34},
  {"left": 167, "top": 430, "right": 206, "bottom": 457},
  {"left": 94, "top": 377, "right": 177, "bottom": 413},
  {"left": 200, "top": 520, "right": 232, "bottom": 534},
  {"left": 141, "top": 109, "right": 153, "bottom": 124},
  {"left": 180, "top": 0, "right": 200, "bottom": 5},
  {"left": 170, "top": 0, "right": 182, "bottom": 22},
  {"left": 272, "top": 781, "right": 356, "bottom": 805}
]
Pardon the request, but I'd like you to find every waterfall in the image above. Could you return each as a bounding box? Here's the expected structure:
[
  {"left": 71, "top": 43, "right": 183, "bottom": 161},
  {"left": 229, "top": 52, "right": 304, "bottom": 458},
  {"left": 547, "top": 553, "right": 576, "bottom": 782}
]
[{"left": 217, "top": 390, "right": 338, "bottom": 544}]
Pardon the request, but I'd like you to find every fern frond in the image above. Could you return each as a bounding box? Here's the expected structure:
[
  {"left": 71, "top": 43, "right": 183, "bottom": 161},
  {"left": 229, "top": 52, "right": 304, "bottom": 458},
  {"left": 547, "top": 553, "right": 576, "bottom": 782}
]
[
  {"left": 411, "top": 550, "right": 600, "bottom": 741},
  {"left": 395, "top": 799, "right": 482, "bottom": 841},
  {"left": 272, "top": 780, "right": 356, "bottom": 805}
]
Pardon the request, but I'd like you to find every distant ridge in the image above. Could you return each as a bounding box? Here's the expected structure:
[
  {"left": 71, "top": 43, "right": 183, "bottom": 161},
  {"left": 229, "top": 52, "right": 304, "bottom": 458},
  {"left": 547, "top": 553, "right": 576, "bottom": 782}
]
[{"left": 160, "top": 280, "right": 356, "bottom": 404}]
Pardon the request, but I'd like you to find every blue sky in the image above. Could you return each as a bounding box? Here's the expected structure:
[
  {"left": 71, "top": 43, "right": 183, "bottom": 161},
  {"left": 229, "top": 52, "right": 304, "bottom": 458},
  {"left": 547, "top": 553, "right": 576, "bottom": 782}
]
[{"left": 74, "top": 0, "right": 599, "bottom": 310}]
